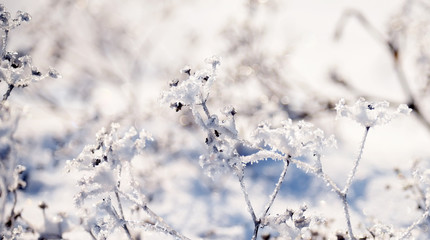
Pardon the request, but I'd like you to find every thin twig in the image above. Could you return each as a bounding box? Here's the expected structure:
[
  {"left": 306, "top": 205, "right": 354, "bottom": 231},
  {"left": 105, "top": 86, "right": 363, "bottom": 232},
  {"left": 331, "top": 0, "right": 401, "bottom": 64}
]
[
  {"left": 399, "top": 209, "right": 429, "bottom": 239},
  {"left": 340, "top": 193, "right": 355, "bottom": 240},
  {"left": 251, "top": 159, "right": 290, "bottom": 240},
  {"left": 261, "top": 159, "right": 290, "bottom": 218},
  {"left": 115, "top": 191, "right": 132, "bottom": 240},
  {"left": 118, "top": 190, "right": 191, "bottom": 240},
  {"left": 1, "top": 29, "right": 8, "bottom": 58},
  {"left": 290, "top": 159, "right": 342, "bottom": 194},
  {"left": 343, "top": 127, "right": 370, "bottom": 193},
  {"left": 236, "top": 169, "right": 258, "bottom": 224}
]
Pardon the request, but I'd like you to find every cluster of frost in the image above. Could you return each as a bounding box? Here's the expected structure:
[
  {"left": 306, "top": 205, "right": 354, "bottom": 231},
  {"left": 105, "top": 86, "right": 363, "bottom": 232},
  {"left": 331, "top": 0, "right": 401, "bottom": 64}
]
[
  {"left": 0, "top": 4, "right": 60, "bottom": 106},
  {"left": 250, "top": 120, "right": 336, "bottom": 167},
  {"left": 69, "top": 124, "right": 190, "bottom": 240},
  {"left": 161, "top": 57, "right": 423, "bottom": 239},
  {"left": 261, "top": 204, "right": 323, "bottom": 239},
  {"left": 162, "top": 58, "right": 339, "bottom": 239},
  {"left": 68, "top": 123, "right": 152, "bottom": 238},
  {"left": 162, "top": 57, "right": 245, "bottom": 179},
  {"left": 0, "top": 4, "right": 56, "bottom": 235},
  {"left": 335, "top": 98, "right": 411, "bottom": 128},
  {"left": 197, "top": 108, "right": 243, "bottom": 179},
  {"left": 161, "top": 56, "right": 220, "bottom": 113}
]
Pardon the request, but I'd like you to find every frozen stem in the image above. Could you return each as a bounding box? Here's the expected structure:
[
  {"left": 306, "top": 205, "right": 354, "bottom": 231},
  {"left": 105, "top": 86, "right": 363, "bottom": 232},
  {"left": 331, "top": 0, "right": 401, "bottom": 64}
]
[
  {"left": 115, "top": 190, "right": 132, "bottom": 240},
  {"left": 1, "top": 29, "right": 8, "bottom": 58},
  {"left": 399, "top": 209, "right": 429, "bottom": 239},
  {"left": 252, "top": 159, "right": 290, "bottom": 240},
  {"left": 262, "top": 159, "right": 290, "bottom": 218},
  {"left": 340, "top": 192, "right": 355, "bottom": 240},
  {"left": 201, "top": 100, "right": 211, "bottom": 119},
  {"left": 344, "top": 126, "right": 369, "bottom": 193},
  {"left": 118, "top": 191, "right": 191, "bottom": 240},
  {"left": 237, "top": 168, "right": 257, "bottom": 224},
  {"left": 339, "top": 126, "right": 370, "bottom": 240}
]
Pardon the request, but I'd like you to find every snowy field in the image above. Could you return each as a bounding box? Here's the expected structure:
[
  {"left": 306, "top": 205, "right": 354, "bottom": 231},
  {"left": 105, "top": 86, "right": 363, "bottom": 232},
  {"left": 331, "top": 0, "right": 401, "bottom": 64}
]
[{"left": 1, "top": 0, "right": 430, "bottom": 239}]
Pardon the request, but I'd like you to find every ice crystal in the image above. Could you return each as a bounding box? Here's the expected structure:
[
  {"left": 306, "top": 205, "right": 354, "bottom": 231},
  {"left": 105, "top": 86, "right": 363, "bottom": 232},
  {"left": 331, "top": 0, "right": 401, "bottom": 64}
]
[{"left": 335, "top": 98, "right": 411, "bottom": 128}]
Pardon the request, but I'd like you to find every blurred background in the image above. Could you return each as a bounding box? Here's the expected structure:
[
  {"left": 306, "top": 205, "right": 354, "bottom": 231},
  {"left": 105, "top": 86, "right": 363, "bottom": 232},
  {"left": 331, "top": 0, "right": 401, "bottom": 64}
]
[{"left": 2, "top": 0, "right": 430, "bottom": 239}]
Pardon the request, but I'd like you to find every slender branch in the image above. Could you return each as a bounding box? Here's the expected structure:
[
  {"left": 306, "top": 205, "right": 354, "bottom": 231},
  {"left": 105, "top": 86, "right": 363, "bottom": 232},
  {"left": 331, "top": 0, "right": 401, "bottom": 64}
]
[
  {"left": 261, "top": 159, "right": 289, "bottom": 218},
  {"left": 343, "top": 127, "right": 370, "bottom": 193},
  {"left": 334, "top": 9, "right": 386, "bottom": 43},
  {"left": 1, "top": 29, "right": 8, "bottom": 58},
  {"left": 251, "top": 159, "right": 290, "bottom": 240},
  {"left": 399, "top": 209, "right": 429, "bottom": 239},
  {"left": 290, "top": 159, "right": 342, "bottom": 194},
  {"left": 2, "top": 84, "right": 14, "bottom": 102},
  {"left": 236, "top": 169, "right": 258, "bottom": 224},
  {"left": 115, "top": 191, "right": 132, "bottom": 240},
  {"left": 201, "top": 100, "right": 211, "bottom": 119},
  {"left": 118, "top": 190, "right": 191, "bottom": 240}
]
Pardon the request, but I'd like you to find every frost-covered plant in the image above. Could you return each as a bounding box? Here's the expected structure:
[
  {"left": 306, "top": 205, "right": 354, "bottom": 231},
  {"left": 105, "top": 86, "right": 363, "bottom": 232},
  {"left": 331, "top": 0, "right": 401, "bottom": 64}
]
[
  {"left": 335, "top": 98, "right": 411, "bottom": 128},
  {"left": 69, "top": 123, "right": 189, "bottom": 240},
  {"left": 0, "top": 4, "right": 60, "bottom": 108},
  {"left": 393, "top": 160, "right": 430, "bottom": 239},
  {"left": 162, "top": 57, "right": 422, "bottom": 239},
  {"left": 162, "top": 58, "right": 337, "bottom": 239},
  {"left": 0, "top": 4, "right": 60, "bottom": 238}
]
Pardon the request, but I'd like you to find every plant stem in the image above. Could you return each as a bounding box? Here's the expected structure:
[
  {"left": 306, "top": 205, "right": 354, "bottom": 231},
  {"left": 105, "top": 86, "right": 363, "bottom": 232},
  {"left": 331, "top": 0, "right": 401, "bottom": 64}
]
[
  {"left": 262, "top": 159, "right": 289, "bottom": 218},
  {"left": 237, "top": 169, "right": 257, "bottom": 224},
  {"left": 340, "top": 192, "right": 355, "bottom": 240},
  {"left": 1, "top": 29, "right": 8, "bottom": 58},
  {"left": 115, "top": 191, "right": 132, "bottom": 240},
  {"left": 399, "top": 209, "right": 429, "bottom": 239},
  {"left": 251, "top": 159, "right": 290, "bottom": 240},
  {"left": 344, "top": 127, "right": 369, "bottom": 193},
  {"left": 118, "top": 191, "right": 191, "bottom": 240}
]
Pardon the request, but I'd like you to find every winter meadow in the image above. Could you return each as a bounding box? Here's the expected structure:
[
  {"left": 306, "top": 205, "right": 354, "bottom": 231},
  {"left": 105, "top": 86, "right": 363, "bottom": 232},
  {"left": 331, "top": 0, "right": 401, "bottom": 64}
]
[{"left": 1, "top": 0, "right": 430, "bottom": 239}]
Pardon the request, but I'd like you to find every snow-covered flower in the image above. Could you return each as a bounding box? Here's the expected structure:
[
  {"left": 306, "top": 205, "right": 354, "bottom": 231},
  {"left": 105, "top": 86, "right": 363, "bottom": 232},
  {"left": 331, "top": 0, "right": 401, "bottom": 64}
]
[
  {"left": 335, "top": 98, "right": 411, "bottom": 128},
  {"left": 252, "top": 120, "right": 336, "bottom": 159}
]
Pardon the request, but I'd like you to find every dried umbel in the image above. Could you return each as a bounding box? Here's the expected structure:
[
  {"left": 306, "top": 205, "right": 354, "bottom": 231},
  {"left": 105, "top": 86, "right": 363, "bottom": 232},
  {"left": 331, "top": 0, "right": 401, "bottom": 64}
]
[{"left": 335, "top": 98, "right": 411, "bottom": 128}]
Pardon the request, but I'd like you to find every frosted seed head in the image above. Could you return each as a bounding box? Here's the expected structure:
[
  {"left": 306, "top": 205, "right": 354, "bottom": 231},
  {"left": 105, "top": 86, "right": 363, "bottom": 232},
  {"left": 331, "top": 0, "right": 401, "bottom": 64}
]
[
  {"left": 205, "top": 55, "right": 221, "bottom": 69},
  {"left": 0, "top": 11, "right": 10, "bottom": 26},
  {"left": 17, "top": 11, "right": 31, "bottom": 22},
  {"left": 169, "top": 79, "right": 179, "bottom": 87},
  {"left": 180, "top": 65, "right": 191, "bottom": 75},
  {"left": 222, "top": 105, "right": 236, "bottom": 116},
  {"left": 335, "top": 98, "right": 411, "bottom": 128},
  {"left": 48, "top": 67, "right": 61, "bottom": 78}
]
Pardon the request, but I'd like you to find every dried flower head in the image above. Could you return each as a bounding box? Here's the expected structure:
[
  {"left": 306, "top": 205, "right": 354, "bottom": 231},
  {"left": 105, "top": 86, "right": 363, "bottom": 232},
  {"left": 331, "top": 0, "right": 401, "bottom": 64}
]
[{"left": 335, "top": 98, "right": 411, "bottom": 128}]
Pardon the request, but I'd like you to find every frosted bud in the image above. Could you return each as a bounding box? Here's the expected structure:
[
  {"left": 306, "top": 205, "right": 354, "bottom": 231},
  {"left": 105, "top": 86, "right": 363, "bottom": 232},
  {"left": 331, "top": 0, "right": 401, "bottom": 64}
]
[{"left": 48, "top": 67, "right": 61, "bottom": 78}]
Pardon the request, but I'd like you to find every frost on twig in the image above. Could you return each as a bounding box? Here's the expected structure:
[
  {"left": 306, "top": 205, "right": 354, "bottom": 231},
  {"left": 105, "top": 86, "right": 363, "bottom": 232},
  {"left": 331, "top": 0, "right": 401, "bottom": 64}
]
[
  {"left": 69, "top": 123, "right": 189, "bottom": 239},
  {"left": 0, "top": 4, "right": 60, "bottom": 109},
  {"left": 162, "top": 57, "right": 341, "bottom": 239}
]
